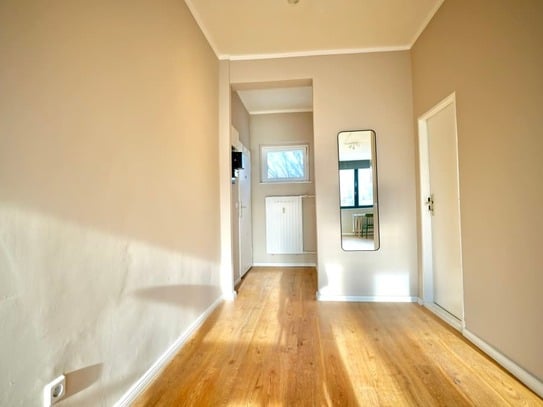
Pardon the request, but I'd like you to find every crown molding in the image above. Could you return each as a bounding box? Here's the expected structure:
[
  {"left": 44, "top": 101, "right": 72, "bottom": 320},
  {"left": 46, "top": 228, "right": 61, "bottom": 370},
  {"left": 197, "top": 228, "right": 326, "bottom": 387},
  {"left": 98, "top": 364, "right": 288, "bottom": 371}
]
[
  {"left": 225, "top": 45, "right": 411, "bottom": 61},
  {"left": 249, "top": 108, "right": 313, "bottom": 115}
]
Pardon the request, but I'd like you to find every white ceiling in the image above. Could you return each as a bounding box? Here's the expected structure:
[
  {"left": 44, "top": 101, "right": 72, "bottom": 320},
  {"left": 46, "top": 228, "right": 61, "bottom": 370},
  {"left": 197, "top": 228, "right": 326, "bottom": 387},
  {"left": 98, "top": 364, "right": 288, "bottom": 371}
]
[
  {"left": 237, "top": 86, "right": 313, "bottom": 115},
  {"left": 185, "top": 0, "right": 444, "bottom": 60},
  {"left": 192, "top": 0, "right": 445, "bottom": 114}
]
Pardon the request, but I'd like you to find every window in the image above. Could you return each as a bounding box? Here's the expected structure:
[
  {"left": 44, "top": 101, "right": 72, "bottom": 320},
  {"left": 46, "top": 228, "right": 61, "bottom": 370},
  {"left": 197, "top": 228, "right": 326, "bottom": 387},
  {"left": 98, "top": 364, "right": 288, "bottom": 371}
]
[
  {"left": 261, "top": 144, "right": 309, "bottom": 183},
  {"left": 339, "top": 164, "right": 373, "bottom": 208},
  {"left": 339, "top": 169, "right": 355, "bottom": 206}
]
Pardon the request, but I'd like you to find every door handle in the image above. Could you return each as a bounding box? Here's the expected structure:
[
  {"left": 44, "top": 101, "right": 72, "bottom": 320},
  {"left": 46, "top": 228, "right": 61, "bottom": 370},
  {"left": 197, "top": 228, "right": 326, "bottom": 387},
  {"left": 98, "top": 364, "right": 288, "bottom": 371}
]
[{"left": 426, "top": 194, "right": 434, "bottom": 214}]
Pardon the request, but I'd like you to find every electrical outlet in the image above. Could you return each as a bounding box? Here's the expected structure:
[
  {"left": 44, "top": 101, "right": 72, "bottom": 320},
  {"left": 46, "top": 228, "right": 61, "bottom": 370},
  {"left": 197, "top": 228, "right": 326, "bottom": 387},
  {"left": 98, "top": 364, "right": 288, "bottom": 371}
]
[{"left": 43, "top": 375, "right": 66, "bottom": 407}]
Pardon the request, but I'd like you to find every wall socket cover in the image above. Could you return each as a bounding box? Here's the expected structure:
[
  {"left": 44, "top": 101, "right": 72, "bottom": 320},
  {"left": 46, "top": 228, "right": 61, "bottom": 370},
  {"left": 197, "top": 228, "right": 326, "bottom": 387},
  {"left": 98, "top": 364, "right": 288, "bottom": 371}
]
[{"left": 43, "top": 374, "right": 66, "bottom": 407}]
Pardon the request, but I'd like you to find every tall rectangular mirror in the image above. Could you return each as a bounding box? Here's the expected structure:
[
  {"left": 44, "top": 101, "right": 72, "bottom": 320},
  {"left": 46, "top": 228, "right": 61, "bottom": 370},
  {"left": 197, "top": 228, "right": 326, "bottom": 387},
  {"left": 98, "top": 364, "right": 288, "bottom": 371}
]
[{"left": 338, "top": 130, "right": 379, "bottom": 250}]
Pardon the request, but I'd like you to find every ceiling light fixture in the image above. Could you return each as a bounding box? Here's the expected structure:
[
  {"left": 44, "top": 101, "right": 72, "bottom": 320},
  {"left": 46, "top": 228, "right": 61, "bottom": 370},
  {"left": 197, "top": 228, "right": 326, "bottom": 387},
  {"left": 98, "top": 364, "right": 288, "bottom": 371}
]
[{"left": 288, "top": 0, "right": 300, "bottom": 4}]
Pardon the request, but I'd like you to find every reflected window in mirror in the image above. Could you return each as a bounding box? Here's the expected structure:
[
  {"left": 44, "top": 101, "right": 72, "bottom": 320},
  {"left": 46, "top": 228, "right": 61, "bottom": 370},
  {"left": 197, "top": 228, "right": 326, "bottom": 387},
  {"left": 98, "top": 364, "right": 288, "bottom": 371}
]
[{"left": 338, "top": 130, "right": 379, "bottom": 251}]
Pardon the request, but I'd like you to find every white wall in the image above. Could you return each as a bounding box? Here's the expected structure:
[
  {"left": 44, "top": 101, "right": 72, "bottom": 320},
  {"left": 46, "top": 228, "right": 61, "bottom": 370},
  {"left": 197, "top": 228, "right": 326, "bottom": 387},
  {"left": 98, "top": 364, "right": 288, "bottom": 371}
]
[
  {"left": 232, "top": 92, "right": 251, "bottom": 149},
  {"left": 250, "top": 112, "right": 317, "bottom": 266},
  {"left": 0, "top": 0, "right": 220, "bottom": 405},
  {"left": 230, "top": 52, "right": 418, "bottom": 300}
]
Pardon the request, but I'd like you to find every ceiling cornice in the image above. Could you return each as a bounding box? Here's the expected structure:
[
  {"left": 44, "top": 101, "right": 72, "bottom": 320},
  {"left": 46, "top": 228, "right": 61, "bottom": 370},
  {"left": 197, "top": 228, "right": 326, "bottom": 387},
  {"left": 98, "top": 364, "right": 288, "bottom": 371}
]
[{"left": 225, "top": 45, "right": 411, "bottom": 62}]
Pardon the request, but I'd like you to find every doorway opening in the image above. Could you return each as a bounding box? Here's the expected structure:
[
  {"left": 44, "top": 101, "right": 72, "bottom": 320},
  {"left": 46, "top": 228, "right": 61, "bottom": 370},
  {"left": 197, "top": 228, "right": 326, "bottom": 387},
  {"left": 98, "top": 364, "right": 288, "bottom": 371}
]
[{"left": 230, "top": 80, "right": 317, "bottom": 287}]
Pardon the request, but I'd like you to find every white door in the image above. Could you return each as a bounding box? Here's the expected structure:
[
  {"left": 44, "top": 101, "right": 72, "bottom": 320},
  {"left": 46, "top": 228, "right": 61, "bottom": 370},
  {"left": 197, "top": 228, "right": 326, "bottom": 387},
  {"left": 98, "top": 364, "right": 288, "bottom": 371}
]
[
  {"left": 238, "top": 150, "right": 253, "bottom": 277},
  {"left": 419, "top": 94, "right": 464, "bottom": 321}
]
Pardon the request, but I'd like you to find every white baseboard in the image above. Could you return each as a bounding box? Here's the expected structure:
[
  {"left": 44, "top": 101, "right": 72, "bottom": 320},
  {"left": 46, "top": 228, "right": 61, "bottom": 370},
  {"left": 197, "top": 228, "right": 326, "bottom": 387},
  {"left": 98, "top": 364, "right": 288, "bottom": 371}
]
[
  {"left": 316, "top": 292, "right": 418, "bottom": 303},
  {"left": 252, "top": 262, "right": 317, "bottom": 267},
  {"left": 114, "top": 296, "right": 224, "bottom": 407},
  {"left": 422, "top": 302, "right": 463, "bottom": 331},
  {"left": 463, "top": 329, "right": 543, "bottom": 399},
  {"left": 422, "top": 301, "right": 543, "bottom": 398}
]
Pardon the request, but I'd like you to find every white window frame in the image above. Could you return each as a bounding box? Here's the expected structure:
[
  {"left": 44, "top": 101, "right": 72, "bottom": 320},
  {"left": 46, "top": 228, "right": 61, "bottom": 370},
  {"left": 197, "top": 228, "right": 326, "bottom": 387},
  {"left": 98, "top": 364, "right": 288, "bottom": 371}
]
[{"left": 260, "top": 144, "right": 310, "bottom": 183}]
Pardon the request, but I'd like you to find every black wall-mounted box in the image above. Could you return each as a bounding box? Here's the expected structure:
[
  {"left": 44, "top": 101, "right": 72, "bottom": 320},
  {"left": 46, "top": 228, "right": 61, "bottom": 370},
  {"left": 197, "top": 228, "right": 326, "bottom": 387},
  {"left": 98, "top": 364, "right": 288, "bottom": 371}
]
[{"left": 232, "top": 151, "right": 243, "bottom": 177}]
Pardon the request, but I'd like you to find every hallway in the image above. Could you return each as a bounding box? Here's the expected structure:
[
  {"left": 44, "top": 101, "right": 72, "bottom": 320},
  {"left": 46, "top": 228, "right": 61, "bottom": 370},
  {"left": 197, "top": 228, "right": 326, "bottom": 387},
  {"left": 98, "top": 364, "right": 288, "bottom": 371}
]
[{"left": 135, "top": 267, "right": 542, "bottom": 406}]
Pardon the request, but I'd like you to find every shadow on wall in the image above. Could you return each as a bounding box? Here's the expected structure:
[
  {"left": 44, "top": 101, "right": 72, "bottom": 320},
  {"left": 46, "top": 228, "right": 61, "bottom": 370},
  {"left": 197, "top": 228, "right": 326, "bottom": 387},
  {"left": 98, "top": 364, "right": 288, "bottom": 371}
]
[
  {"left": 0, "top": 204, "right": 222, "bottom": 406},
  {"left": 63, "top": 364, "right": 140, "bottom": 406},
  {"left": 133, "top": 284, "right": 222, "bottom": 309},
  {"left": 64, "top": 363, "right": 103, "bottom": 400},
  {"left": 0, "top": 0, "right": 220, "bottom": 405}
]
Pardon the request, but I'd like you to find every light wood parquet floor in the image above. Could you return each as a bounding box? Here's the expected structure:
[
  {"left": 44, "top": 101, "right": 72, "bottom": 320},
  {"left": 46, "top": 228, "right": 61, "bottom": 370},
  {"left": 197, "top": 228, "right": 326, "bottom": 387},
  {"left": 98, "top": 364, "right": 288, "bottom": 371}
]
[{"left": 134, "top": 267, "right": 542, "bottom": 406}]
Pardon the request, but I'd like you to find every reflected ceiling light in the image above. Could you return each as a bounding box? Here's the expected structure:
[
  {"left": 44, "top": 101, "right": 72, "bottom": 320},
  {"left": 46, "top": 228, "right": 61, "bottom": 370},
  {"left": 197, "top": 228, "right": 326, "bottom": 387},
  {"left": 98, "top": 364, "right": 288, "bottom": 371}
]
[{"left": 346, "top": 142, "right": 360, "bottom": 150}]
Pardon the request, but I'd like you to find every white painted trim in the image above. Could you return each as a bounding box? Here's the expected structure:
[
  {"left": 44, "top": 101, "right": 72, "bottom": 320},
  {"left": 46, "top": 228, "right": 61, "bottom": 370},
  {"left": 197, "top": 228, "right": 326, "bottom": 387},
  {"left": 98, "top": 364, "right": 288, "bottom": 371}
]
[
  {"left": 218, "top": 61, "right": 235, "bottom": 299},
  {"left": 418, "top": 115, "right": 433, "bottom": 304},
  {"left": 226, "top": 45, "right": 410, "bottom": 61},
  {"left": 114, "top": 296, "right": 224, "bottom": 407},
  {"left": 252, "top": 262, "right": 317, "bottom": 268},
  {"left": 422, "top": 302, "right": 463, "bottom": 331},
  {"left": 419, "top": 92, "right": 457, "bottom": 121},
  {"left": 408, "top": 0, "right": 445, "bottom": 47},
  {"left": 316, "top": 293, "right": 418, "bottom": 303},
  {"left": 463, "top": 329, "right": 543, "bottom": 399},
  {"left": 184, "top": 0, "right": 220, "bottom": 59},
  {"left": 249, "top": 108, "right": 313, "bottom": 115}
]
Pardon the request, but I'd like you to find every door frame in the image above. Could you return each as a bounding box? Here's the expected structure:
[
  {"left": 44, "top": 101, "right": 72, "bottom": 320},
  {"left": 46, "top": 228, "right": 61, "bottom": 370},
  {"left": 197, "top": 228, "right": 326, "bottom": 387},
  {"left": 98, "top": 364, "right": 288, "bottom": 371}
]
[{"left": 418, "top": 92, "right": 465, "bottom": 330}]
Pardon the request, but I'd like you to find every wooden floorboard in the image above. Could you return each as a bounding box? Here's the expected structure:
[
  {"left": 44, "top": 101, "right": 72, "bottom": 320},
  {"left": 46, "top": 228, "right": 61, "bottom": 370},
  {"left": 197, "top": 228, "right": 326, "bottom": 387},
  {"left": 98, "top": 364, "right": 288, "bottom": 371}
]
[{"left": 134, "top": 267, "right": 542, "bottom": 406}]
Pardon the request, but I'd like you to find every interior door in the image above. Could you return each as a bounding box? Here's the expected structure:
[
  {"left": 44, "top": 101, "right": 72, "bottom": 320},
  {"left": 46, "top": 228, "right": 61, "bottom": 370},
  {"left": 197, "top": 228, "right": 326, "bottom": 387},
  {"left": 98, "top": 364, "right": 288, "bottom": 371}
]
[
  {"left": 238, "top": 150, "right": 253, "bottom": 277},
  {"left": 426, "top": 101, "right": 464, "bottom": 320}
]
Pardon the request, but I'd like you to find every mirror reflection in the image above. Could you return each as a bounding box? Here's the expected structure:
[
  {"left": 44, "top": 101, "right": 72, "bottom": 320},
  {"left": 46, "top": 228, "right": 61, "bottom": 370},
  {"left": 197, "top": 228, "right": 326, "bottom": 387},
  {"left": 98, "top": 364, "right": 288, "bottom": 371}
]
[{"left": 338, "top": 130, "right": 379, "bottom": 250}]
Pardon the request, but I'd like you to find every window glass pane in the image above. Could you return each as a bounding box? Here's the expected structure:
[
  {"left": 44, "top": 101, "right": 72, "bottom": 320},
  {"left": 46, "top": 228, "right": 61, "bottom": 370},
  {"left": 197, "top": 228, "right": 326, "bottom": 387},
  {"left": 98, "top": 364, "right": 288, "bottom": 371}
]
[
  {"left": 340, "top": 169, "right": 355, "bottom": 206},
  {"left": 267, "top": 149, "right": 305, "bottom": 179},
  {"left": 357, "top": 168, "right": 373, "bottom": 206},
  {"left": 261, "top": 145, "right": 309, "bottom": 183}
]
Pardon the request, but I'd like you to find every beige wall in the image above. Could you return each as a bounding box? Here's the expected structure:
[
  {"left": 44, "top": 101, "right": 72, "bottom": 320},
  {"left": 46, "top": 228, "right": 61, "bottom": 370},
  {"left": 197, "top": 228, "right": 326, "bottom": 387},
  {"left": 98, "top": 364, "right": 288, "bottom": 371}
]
[
  {"left": 231, "top": 92, "right": 251, "bottom": 148},
  {"left": 250, "top": 112, "right": 317, "bottom": 265},
  {"left": 412, "top": 0, "right": 543, "bottom": 381},
  {"left": 230, "top": 52, "right": 418, "bottom": 298},
  {"left": 0, "top": 0, "right": 220, "bottom": 405}
]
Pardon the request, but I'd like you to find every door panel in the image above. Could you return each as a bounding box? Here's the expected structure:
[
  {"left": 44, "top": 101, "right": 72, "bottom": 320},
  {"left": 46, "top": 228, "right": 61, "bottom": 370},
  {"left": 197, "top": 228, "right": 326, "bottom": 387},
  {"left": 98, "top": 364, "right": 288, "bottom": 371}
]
[
  {"left": 427, "top": 103, "right": 463, "bottom": 319},
  {"left": 238, "top": 151, "right": 252, "bottom": 277}
]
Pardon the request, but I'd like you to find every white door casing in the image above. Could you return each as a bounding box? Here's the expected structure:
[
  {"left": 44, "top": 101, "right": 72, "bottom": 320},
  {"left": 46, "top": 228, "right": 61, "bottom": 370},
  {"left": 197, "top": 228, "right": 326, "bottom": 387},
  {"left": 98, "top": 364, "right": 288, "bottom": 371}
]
[{"left": 418, "top": 93, "right": 464, "bottom": 324}]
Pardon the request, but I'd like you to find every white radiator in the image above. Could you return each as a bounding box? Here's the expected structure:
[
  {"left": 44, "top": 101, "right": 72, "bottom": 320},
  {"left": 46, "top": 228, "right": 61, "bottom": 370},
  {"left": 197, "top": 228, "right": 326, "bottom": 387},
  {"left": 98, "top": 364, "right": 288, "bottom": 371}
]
[{"left": 265, "top": 196, "right": 303, "bottom": 254}]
